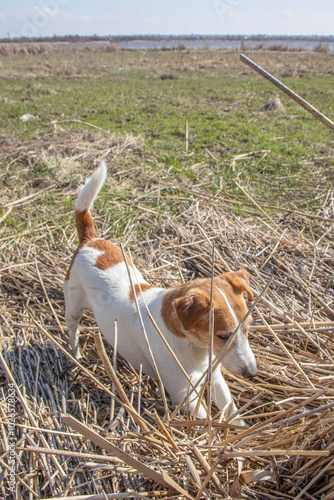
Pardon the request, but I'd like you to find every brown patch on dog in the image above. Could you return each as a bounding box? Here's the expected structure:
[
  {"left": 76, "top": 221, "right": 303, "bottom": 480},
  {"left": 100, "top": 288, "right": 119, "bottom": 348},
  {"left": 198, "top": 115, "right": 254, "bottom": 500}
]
[
  {"left": 65, "top": 209, "right": 133, "bottom": 279},
  {"left": 129, "top": 283, "right": 152, "bottom": 301},
  {"left": 88, "top": 239, "right": 133, "bottom": 271},
  {"left": 65, "top": 210, "right": 99, "bottom": 281},
  {"left": 161, "top": 280, "right": 208, "bottom": 339},
  {"left": 222, "top": 269, "right": 254, "bottom": 302},
  {"left": 76, "top": 209, "right": 98, "bottom": 244},
  {"left": 173, "top": 288, "right": 210, "bottom": 332},
  {"left": 161, "top": 271, "right": 253, "bottom": 350}
]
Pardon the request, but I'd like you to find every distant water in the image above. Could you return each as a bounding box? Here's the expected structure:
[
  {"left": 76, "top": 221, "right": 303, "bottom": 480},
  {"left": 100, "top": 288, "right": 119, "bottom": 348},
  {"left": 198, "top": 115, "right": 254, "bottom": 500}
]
[
  {"left": 57, "top": 38, "right": 334, "bottom": 52},
  {"left": 113, "top": 39, "right": 334, "bottom": 51}
]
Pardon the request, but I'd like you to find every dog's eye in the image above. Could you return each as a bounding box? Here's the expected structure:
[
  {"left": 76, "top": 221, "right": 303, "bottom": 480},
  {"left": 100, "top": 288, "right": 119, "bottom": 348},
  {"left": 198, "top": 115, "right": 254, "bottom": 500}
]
[{"left": 216, "top": 334, "right": 229, "bottom": 340}]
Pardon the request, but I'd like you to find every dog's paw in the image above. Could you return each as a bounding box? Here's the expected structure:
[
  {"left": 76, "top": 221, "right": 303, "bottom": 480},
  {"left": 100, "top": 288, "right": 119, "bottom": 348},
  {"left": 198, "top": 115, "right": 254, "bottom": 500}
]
[
  {"left": 194, "top": 405, "right": 207, "bottom": 420},
  {"left": 71, "top": 349, "right": 82, "bottom": 361},
  {"left": 232, "top": 417, "right": 249, "bottom": 427}
]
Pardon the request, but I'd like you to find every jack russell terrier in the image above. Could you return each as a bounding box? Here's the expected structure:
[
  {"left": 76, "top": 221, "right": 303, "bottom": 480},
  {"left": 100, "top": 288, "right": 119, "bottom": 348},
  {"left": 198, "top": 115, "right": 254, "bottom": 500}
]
[{"left": 64, "top": 163, "right": 257, "bottom": 422}]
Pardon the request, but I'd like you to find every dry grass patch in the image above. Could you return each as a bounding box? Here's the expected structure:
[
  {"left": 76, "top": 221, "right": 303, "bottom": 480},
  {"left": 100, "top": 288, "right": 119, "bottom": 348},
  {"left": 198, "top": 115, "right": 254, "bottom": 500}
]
[
  {"left": 0, "top": 126, "right": 143, "bottom": 207},
  {"left": 1, "top": 129, "right": 334, "bottom": 499}
]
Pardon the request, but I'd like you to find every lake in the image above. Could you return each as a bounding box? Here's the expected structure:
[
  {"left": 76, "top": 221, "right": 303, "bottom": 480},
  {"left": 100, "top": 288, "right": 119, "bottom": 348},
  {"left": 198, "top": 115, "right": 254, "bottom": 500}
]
[{"left": 112, "top": 38, "right": 334, "bottom": 51}]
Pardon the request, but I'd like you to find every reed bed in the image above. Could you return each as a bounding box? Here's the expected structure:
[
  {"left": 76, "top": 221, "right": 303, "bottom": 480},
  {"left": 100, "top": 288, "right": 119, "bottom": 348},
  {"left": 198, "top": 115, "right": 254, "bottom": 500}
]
[
  {"left": 0, "top": 40, "right": 331, "bottom": 57},
  {"left": 1, "top": 128, "right": 334, "bottom": 499},
  {"left": 0, "top": 42, "right": 121, "bottom": 56}
]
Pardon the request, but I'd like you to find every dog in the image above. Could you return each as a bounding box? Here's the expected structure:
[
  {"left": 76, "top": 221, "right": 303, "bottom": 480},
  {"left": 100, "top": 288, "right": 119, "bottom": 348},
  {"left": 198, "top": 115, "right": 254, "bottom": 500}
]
[{"left": 64, "top": 163, "right": 257, "bottom": 422}]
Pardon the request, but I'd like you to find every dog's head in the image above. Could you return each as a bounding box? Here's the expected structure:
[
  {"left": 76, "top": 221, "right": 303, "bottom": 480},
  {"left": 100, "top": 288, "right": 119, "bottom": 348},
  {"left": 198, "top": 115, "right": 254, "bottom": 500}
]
[{"left": 166, "top": 269, "right": 257, "bottom": 379}]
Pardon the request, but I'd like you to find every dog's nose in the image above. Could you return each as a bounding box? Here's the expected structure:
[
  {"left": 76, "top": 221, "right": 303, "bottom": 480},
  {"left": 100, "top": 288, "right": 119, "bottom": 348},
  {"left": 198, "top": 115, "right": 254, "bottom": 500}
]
[{"left": 242, "top": 366, "right": 258, "bottom": 378}]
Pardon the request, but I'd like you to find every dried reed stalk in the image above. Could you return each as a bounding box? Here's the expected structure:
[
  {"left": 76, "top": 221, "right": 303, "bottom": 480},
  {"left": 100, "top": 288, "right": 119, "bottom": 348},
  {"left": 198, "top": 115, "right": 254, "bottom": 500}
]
[{"left": 240, "top": 54, "right": 334, "bottom": 132}]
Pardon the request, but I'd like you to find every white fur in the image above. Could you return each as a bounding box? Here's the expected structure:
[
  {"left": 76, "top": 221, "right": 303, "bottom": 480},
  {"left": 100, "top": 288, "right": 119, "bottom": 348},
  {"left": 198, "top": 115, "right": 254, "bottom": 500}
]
[
  {"left": 218, "top": 288, "right": 239, "bottom": 327},
  {"left": 75, "top": 162, "right": 107, "bottom": 212}
]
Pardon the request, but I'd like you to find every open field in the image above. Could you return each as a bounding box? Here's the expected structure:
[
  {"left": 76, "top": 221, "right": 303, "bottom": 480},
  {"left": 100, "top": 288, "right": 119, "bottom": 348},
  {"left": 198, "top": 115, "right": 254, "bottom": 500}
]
[
  {"left": 1, "top": 49, "right": 333, "bottom": 215},
  {"left": 0, "top": 49, "right": 334, "bottom": 499}
]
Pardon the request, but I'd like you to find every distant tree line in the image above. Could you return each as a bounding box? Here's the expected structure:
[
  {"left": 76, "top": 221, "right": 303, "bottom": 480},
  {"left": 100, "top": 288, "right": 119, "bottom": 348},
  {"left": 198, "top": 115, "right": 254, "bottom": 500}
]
[{"left": 1, "top": 34, "right": 334, "bottom": 44}]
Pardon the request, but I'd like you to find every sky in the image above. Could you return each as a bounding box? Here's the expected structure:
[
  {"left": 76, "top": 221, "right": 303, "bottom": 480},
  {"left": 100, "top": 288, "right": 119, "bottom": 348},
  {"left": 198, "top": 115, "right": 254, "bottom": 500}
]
[{"left": 1, "top": 0, "right": 333, "bottom": 39}]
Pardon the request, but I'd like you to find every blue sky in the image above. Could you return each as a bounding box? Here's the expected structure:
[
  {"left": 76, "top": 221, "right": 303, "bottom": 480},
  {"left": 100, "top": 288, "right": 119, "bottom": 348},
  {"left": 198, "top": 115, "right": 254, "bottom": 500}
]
[{"left": 1, "top": 0, "right": 333, "bottom": 38}]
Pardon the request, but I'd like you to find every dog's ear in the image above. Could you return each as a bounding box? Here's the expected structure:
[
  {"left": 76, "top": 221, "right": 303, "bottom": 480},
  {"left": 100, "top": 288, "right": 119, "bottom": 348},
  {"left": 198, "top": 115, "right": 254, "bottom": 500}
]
[
  {"left": 223, "top": 269, "right": 254, "bottom": 302},
  {"left": 173, "top": 289, "right": 210, "bottom": 331}
]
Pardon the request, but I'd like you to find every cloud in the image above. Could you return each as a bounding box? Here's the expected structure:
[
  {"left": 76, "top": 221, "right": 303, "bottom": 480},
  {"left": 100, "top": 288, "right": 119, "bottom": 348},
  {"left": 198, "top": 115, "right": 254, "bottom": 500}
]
[
  {"left": 0, "top": 7, "right": 93, "bottom": 37},
  {"left": 0, "top": 3, "right": 333, "bottom": 38},
  {"left": 30, "top": 6, "right": 91, "bottom": 24},
  {"left": 278, "top": 10, "right": 292, "bottom": 20}
]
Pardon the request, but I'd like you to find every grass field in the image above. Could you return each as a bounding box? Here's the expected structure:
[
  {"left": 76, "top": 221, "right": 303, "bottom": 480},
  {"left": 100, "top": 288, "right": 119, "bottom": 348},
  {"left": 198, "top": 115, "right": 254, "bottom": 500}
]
[
  {"left": 1, "top": 49, "right": 334, "bottom": 499},
  {"left": 1, "top": 49, "right": 333, "bottom": 215}
]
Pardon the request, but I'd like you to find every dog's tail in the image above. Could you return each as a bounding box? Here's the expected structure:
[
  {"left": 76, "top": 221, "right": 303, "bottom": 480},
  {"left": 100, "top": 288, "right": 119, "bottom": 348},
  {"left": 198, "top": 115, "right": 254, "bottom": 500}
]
[{"left": 75, "top": 162, "right": 107, "bottom": 244}]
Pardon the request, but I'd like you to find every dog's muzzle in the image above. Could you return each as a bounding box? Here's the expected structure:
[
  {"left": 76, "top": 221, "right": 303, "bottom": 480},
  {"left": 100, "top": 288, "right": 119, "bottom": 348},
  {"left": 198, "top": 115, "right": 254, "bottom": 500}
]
[{"left": 242, "top": 366, "right": 258, "bottom": 378}]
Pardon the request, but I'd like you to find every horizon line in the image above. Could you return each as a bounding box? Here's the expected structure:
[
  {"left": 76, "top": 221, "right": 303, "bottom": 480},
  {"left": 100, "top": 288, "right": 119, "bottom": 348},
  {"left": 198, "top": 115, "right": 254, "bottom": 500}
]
[{"left": 2, "top": 33, "right": 334, "bottom": 41}]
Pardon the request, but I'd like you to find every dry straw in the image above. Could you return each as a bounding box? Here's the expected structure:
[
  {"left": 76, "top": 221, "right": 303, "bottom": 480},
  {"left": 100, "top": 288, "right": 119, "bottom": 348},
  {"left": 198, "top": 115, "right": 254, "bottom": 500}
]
[{"left": 0, "top": 127, "right": 333, "bottom": 498}]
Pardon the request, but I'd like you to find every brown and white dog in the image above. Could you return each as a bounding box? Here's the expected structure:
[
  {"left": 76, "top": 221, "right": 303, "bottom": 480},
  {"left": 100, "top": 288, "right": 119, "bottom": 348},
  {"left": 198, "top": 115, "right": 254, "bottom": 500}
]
[{"left": 64, "top": 163, "right": 257, "bottom": 422}]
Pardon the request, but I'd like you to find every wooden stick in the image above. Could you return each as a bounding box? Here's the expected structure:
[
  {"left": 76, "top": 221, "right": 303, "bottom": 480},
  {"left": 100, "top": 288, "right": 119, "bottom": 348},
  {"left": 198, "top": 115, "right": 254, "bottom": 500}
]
[
  {"left": 35, "top": 260, "right": 65, "bottom": 334},
  {"left": 110, "top": 320, "right": 118, "bottom": 421},
  {"left": 22, "top": 446, "right": 126, "bottom": 465},
  {"left": 221, "top": 449, "right": 329, "bottom": 458},
  {"left": 194, "top": 452, "right": 223, "bottom": 500},
  {"left": 151, "top": 410, "right": 180, "bottom": 453},
  {"left": 250, "top": 320, "right": 334, "bottom": 332},
  {"left": 44, "top": 493, "right": 165, "bottom": 500},
  {"left": 62, "top": 414, "right": 194, "bottom": 500},
  {"left": 193, "top": 446, "right": 228, "bottom": 496},
  {"left": 206, "top": 245, "right": 215, "bottom": 422},
  {"left": 0, "top": 206, "right": 13, "bottom": 223},
  {"left": 240, "top": 54, "right": 334, "bottom": 132}
]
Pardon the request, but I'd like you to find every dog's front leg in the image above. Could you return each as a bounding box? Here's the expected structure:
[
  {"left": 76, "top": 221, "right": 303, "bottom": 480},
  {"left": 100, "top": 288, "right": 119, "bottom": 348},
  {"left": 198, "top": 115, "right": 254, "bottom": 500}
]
[
  {"left": 167, "top": 381, "right": 207, "bottom": 419},
  {"left": 186, "top": 392, "right": 207, "bottom": 420},
  {"left": 211, "top": 369, "right": 247, "bottom": 426}
]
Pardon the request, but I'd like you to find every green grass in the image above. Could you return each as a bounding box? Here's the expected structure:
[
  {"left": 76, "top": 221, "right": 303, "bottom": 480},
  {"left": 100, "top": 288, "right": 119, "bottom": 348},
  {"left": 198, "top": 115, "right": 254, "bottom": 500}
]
[{"left": 0, "top": 49, "right": 333, "bottom": 220}]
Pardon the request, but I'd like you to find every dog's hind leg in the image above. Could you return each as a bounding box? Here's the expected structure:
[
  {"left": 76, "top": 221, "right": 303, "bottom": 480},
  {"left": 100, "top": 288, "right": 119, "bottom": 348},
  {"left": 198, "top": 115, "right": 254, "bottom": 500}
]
[{"left": 64, "top": 280, "right": 89, "bottom": 360}]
